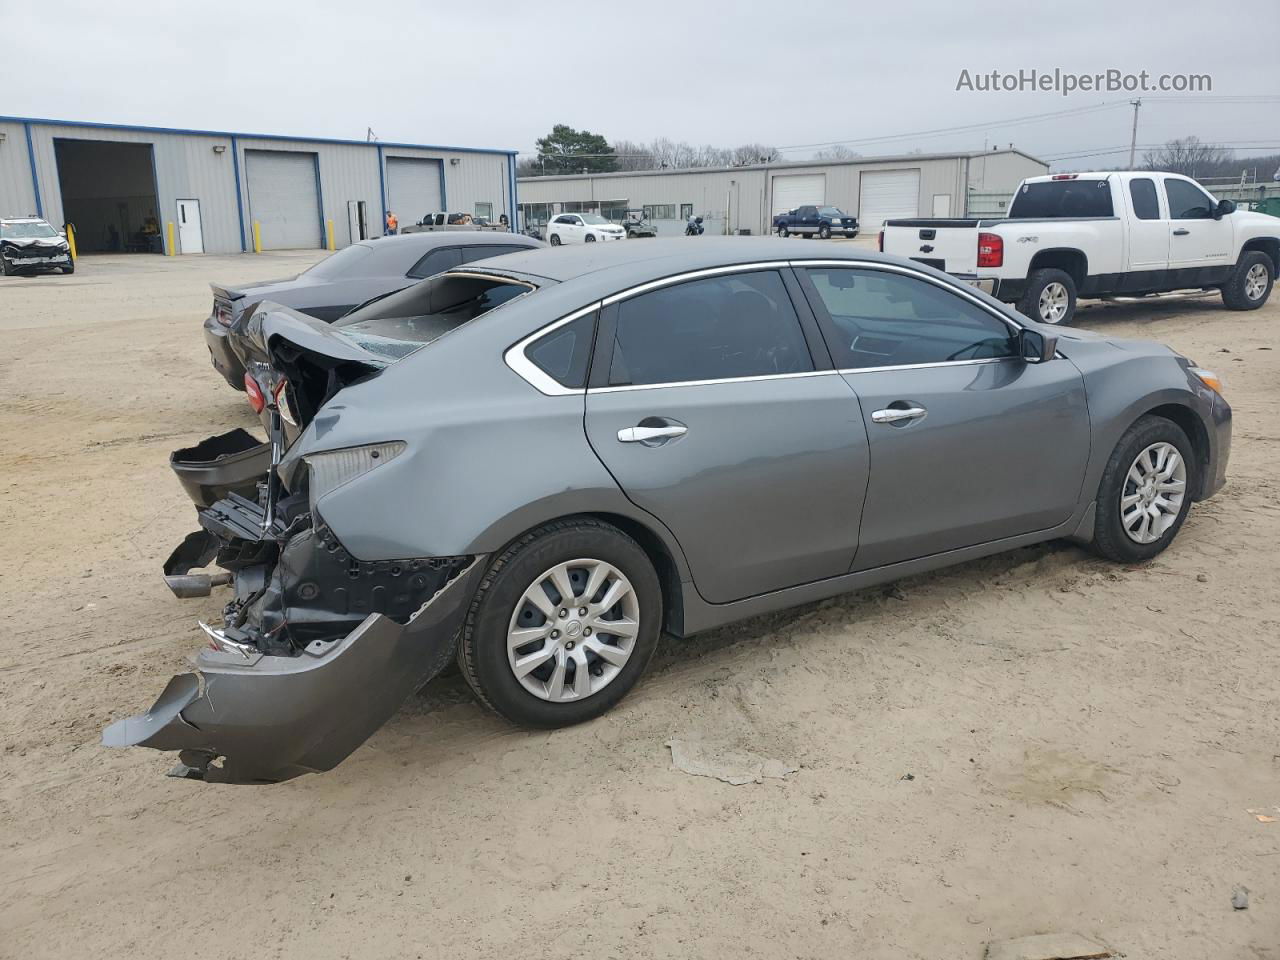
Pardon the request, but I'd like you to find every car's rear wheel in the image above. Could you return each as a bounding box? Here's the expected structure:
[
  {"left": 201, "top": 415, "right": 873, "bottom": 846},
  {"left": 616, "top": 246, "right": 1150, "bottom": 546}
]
[
  {"left": 1092, "top": 415, "right": 1196, "bottom": 564},
  {"left": 777, "top": 225, "right": 789, "bottom": 238},
  {"left": 1221, "top": 251, "right": 1273, "bottom": 311},
  {"left": 818, "top": 224, "right": 831, "bottom": 239},
  {"left": 549, "top": 234, "right": 561, "bottom": 246},
  {"left": 1, "top": 258, "right": 15, "bottom": 277},
  {"left": 459, "top": 518, "right": 662, "bottom": 728},
  {"left": 1017, "top": 268, "right": 1077, "bottom": 325}
]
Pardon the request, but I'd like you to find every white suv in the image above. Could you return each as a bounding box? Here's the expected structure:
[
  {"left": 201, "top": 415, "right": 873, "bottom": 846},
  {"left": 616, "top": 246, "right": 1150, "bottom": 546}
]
[{"left": 546, "top": 213, "right": 626, "bottom": 245}]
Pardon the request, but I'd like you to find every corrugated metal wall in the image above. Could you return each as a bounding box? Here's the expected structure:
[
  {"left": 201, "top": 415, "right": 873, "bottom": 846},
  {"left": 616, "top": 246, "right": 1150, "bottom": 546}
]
[{"left": 1, "top": 118, "right": 516, "bottom": 254}]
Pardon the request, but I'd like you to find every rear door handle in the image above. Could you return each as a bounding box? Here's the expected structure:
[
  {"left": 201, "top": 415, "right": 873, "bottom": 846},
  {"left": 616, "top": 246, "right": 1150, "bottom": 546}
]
[
  {"left": 871, "top": 406, "right": 927, "bottom": 424},
  {"left": 618, "top": 424, "right": 688, "bottom": 444},
  {"left": 1173, "top": 228, "right": 1190, "bottom": 236}
]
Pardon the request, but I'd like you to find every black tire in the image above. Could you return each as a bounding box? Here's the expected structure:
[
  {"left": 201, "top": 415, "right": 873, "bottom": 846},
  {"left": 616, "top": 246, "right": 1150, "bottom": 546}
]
[
  {"left": 584, "top": 234, "right": 596, "bottom": 243},
  {"left": 459, "top": 518, "right": 663, "bottom": 728},
  {"left": 61, "top": 263, "right": 75, "bottom": 275},
  {"left": 549, "top": 234, "right": 561, "bottom": 246},
  {"left": 1092, "top": 415, "right": 1197, "bottom": 564},
  {"left": 777, "top": 225, "right": 789, "bottom": 238},
  {"left": 818, "top": 224, "right": 831, "bottom": 239},
  {"left": 1, "top": 258, "right": 14, "bottom": 277},
  {"left": 1220, "top": 250, "right": 1273, "bottom": 311},
  {"left": 1017, "top": 268, "right": 1077, "bottom": 325}
]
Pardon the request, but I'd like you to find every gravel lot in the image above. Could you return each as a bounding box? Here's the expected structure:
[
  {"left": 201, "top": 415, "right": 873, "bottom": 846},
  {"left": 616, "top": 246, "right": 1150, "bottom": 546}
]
[{"left": 2, "top": 250, "right": 1277, "bottom": 959}]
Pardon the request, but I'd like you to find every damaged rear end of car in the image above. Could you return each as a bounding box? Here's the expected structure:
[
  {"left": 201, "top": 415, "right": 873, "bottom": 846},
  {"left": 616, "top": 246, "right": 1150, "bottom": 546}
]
[{"left": 103, "top": 272, "right": 537, "bottom": 783}]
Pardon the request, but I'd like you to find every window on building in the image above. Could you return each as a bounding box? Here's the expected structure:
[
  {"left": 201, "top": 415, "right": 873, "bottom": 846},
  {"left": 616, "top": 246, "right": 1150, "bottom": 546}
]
[
  {"left": 608, "top": 271, "right": 813, "bottom": 387},
  {"left": 1129, "top": 179, "right": 1161, "bottom": 220},
  {"left": 802, "top": 267, "right": 1017, "bottom": 369},
  {"left": 475, "top": 202, "right": 494, "bottom": 220},
  {"left": 600, "top": 201, "right": 630, "bottom": 222},
  {"left": 643, "top": 204, "right": 678, "bottom": 220},
  {"left": 1164, "top": 178, "right": 1215, "bottom": 219},
  {"left": 680, "top": 204, "right": 693, "bottom": 220}
]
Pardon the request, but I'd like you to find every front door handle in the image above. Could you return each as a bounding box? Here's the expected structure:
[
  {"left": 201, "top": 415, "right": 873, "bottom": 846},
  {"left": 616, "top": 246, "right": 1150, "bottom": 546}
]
[
  {"left": 871, "top": 406, "right": 927, "bottom": 424},
  {"left": 1173, "top": 228, "right": 1191, "bottom": 236},
  {"left": 618, "top": 423, "right": 688, "bottom": 444}
]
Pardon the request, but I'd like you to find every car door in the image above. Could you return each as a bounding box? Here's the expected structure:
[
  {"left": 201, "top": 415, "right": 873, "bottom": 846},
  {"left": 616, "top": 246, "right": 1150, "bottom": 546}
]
[
  {"left": 797, "top": 263, "right": 1090, "bottom": 570},
  {"left": 559, "top": 215, "right": 586, "bottom": 243},
  {"left": 584, "top": 266, "right": 870, "bottom": 604},
  {"left": 797, "top": 206, "right": 818, "bottom": 234},
  {"left": 1164, "top": 177, "right": 1234, "bottom": 273},
  {"left": 1124, "top": 176, "right": 1169, "bottom": 274}
]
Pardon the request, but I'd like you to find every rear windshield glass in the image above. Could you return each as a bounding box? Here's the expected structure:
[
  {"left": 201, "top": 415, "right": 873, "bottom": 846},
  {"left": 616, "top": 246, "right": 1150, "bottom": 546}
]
[
  {"left": 1, "top": 221, "right": 58, "bottom": 239},
  {"left": 303, "top": 244, "right": 379, "bottom": 279},
  {"left": 1008, "top": 180, "right": 1114, "bottom": 219},
  {"left": 333, "top": 273, "right": 534, "bottom": 361}
]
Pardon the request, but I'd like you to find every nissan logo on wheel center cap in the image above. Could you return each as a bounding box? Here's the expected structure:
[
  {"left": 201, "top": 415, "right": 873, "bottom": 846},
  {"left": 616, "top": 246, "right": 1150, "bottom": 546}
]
[{"left": 565, "top": 620, "right": 582, "bottom": 638}]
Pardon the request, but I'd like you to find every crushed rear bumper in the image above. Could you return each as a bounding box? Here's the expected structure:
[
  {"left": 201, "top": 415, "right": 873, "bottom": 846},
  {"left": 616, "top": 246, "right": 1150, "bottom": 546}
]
[{"left": 102, "top": 557, "right": 482, "bottom": 783}]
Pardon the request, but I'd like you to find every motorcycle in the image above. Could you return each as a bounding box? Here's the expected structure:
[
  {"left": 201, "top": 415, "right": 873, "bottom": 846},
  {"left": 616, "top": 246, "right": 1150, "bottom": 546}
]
[{"left": 684, "top": 216, "right": 704, "bottom": 236}]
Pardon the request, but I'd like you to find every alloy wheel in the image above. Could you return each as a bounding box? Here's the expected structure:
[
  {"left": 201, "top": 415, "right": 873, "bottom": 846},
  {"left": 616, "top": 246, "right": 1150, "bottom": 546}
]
[
  {"left": 1038, "top": 281, "right": 1070, "bottom": 323},
  {"left": 1245, "top": 262, "right": 1268, "bottom": 300},
  {"left": 506, "top": 558, "right": 640, "bottom": 702},
  {"left": 1120, "top": 441, "right": 1187, "bottom": 544}
]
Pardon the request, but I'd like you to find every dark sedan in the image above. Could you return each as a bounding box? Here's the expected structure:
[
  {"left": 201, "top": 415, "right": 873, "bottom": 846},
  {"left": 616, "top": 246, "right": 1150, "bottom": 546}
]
[{"left": 204, "top": 231, "right": 544, "bottom": 389}]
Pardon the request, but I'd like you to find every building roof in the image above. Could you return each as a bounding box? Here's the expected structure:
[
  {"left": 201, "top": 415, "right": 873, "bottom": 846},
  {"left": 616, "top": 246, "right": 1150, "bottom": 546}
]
[
  {"left": 517, "top": 148, "right": 1047, "bottom": 183},
  {"left": 0, "top": 115, "right": 517, "bottom": 156}
]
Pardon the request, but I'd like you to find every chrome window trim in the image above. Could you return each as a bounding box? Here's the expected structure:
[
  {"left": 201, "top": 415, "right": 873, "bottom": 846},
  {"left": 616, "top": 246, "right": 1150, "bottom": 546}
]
[
  {"left": 590, "top": 369, "right": 835, "bottom": 395},
  {"left": 600, "top": 261, "right": 794, "bottom": 306},
  {"left": 838, "top": 356, "right": 1018, "bottom": 376},
  {"left": 503, "top": 302, "right": 601, "bottom": 397}
]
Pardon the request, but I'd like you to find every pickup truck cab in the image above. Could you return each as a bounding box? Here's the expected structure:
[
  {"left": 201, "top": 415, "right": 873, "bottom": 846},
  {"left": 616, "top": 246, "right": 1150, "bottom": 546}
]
[
  {"left": 882, "top": 172, "right": 1279, "bottom": 324},
  {"left": 774, "top": 205, "right": 859, "bottom": 239}
]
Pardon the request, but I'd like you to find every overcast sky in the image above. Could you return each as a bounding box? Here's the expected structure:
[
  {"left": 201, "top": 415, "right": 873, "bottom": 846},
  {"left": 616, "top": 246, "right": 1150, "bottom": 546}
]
[{"left": 6, "top": 0, "right": 1278, "bottom": 170}]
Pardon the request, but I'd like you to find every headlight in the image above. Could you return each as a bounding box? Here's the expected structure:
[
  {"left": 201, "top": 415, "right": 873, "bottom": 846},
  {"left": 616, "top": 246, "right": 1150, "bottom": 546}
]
[
  {"left": 1190, "top": 367, "right": 1224, "bottom": 395},
  {"left": 304, "top": 441, "right": 405, "bottom": 513}
]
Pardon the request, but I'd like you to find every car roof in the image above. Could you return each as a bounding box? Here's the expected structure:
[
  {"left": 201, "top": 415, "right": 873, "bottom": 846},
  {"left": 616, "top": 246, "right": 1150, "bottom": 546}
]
[
  {"left": 355, "top": 232, "right": 541, "bottom": 252},
  {"left": 1, "top": 217, "right": 48, "bottom": 224}
]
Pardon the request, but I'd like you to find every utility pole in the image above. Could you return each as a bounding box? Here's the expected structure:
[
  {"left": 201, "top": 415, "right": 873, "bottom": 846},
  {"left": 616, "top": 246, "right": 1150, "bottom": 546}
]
[{"left": 1127, "top": 99, "right": 1142, "bottom": 170}]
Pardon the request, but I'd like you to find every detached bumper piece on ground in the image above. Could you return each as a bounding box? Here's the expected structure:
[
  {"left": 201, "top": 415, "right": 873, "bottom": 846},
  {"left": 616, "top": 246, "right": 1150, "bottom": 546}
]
[{"left": 102, "top": 429, "right": 480, "bottom": 784}]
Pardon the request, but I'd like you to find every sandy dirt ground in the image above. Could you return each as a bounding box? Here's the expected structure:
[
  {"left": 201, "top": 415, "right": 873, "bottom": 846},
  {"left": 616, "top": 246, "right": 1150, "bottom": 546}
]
[{"left": 1, "top": 250, "right": 1277, "bottom": 959}]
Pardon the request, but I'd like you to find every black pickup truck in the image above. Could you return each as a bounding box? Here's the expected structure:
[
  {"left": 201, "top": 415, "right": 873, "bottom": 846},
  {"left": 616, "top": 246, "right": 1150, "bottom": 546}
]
[{"left": 773, "top": 205, "right": 859, "bottom": 239}]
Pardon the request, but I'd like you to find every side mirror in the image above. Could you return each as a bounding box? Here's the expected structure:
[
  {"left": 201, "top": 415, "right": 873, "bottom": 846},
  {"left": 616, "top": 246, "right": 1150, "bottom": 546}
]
[
  {"left": 1020, "top": 328, "right": 1058, "bottom": 364},
  {"left": 1215, "top": 199, "right": 1236, "bottom": 219}
]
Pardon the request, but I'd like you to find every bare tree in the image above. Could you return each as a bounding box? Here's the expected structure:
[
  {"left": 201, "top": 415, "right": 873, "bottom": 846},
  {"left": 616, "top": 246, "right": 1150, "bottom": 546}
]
[
  {"left": 813, "top": 144, "right": 860, "bottom": 162},
  {"left": 1143, "top": 137, "right": 1235, "bottom": 178}
]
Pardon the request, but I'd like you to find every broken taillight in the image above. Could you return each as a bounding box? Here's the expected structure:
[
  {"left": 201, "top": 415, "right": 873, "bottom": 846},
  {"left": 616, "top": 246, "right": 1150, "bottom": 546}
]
[
  {"left": 273, "top": 379, "right": 297, "bottom": 426},
  {"left": 244, "top": 373, "right": 265, "bottom": 413}
]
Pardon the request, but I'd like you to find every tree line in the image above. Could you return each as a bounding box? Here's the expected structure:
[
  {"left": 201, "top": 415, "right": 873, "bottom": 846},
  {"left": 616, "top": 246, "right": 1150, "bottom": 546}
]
[{"left": 518, "top": 124, "right": 785, "bottom": 177}]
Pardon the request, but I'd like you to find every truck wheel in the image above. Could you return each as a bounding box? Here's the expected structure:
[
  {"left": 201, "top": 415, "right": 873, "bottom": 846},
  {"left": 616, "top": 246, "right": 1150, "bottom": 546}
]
[
  {"left": 818, "top": 224, "right": 831, "bottom": 239},
  {"left": 1018, "top": 269, "right": 1077, "bottom": 325},
  {"left": 777, "top": 225, "right": 789, "bottom": 238},
  {"left": 458, "top": 518, "right": 662, "bottom": 728},
  {"left": 1221, "top": 251, "right": 1273, "bottom": 310}
]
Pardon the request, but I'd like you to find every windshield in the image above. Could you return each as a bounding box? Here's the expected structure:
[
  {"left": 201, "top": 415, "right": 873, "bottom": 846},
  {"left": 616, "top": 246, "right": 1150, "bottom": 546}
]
[
  {"left": 1, "top": 221, "right": 59, "bottom": 239},
  {"left": 302, "top": 243, "right": 377, "bottom": 279},
  {"left": 818, "top": 207, "right": 847, "bottom": 218},
  {"left": 334, "top": 273, "right": 535, "bottom": 361},
  {"left": 1008, "top": 180, "right": 1114, "bottom": 219},
  {"left": 580, "top": 214, "right": 609, "bottom": 225}
]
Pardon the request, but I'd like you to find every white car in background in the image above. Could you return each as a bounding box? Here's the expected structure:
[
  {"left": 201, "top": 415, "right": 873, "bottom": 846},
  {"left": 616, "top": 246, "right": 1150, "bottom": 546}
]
[{"left": 546, "top": 213, "right": 626, "bottom": 245}]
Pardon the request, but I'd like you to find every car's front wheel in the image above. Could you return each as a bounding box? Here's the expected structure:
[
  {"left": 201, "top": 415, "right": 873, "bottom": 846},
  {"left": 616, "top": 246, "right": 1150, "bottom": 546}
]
[
  {"left": 549, "top": 234, "right": 561, "bottom": 246},
  {"left": 1221, "top": 251, "right": 1273, "bottom": 311},
  {"left": 459, "top": 518, "right": 662, "bottom": 728},
  {"left": 777, "top": 225, "right": 789, "bottom": 238},
  {"left": 1092, "top": 415, "right": 1196, "bottom": 564},
  {"left": 584, "top": 233, "right": 596, "bottom": 243},
  {"left": 818, "top": 224, "right": 831, "bottom": 239}
]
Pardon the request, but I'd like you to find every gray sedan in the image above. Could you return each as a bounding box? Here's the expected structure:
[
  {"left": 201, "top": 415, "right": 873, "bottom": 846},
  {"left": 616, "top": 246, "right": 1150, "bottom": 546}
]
[{"left": 105, "top": 238, "right": 1231, "bottom": 783}]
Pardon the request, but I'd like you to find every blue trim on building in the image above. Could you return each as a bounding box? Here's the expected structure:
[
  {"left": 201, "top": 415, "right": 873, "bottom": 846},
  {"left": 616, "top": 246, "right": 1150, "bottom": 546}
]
[
  {"left": 231, "top": 135, "right": 246, "bottom": 252},
  {"left": 376, "top": 145, "right": 387, "bottom": 235},
  {"left": 438, "top": 160, "right": 448, "bottom": 213},
  {"left": 0, "top": 114, "right": 517, "bottom": 156},
  {"left": 23, "top": 122, "right": 43, "bottom": 217},
  {"left": 312, "top": 153, "right": 326, "bottom": 249},
  {"left": 145, "top": 141, "right": 165, "bottom": 253}
]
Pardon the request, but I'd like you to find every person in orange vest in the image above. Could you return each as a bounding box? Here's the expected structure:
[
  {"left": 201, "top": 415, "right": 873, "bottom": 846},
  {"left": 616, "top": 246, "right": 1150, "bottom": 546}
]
[{"left": 385, "top": 210, "right": 398, "bottom": 236}]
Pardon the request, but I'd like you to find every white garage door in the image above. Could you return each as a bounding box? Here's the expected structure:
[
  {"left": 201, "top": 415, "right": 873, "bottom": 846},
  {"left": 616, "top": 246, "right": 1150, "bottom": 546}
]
[
  {"left": 771, "top": 174, "right": 825, "bottom": 215},
  {"left": 386, "top": 157, "right": 443, "bottom": 226},
  {"left": 857, "top": 170, "right": 921, "bottom": 230},
  {"left": 245, "top": 150, "right": 321, "bottom": 250}
]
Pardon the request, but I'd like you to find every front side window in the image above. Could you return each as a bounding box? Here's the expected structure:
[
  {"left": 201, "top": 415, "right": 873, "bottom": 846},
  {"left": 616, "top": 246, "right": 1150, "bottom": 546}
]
[
  {"left": 608, "top": 271, "right": 813, "bottom": 387},
  {"left": 1129, "top": 178, "right": 1161, "bottom": 220},
  {"left": 1165, "top": 178, "right": 1215, "bottom": 219},
  {"left": 803, "top": 267, "right": 1017, "bottom": 369},
  {"left": 527, "top": 313, "right": 596, "bottom": 389}
]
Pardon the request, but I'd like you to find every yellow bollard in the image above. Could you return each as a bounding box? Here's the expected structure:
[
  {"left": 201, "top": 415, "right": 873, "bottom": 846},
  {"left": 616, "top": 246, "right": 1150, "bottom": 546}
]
[
  {"left": 326, "top": 219, "right": 335, "bottom": 251},
  {"left": 65, "top": 223, "right": 78, "bottom": 261},
  {"left": 253, "top": 221, "right": 262, "bottom": 254},
  {"left": 166, "top": 221, "right": 176, "bottom": 256}
]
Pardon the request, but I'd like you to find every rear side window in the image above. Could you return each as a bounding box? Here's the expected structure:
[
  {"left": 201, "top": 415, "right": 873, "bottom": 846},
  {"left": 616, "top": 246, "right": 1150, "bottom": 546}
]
[
  {"left": 459, "top": 244, "right": 531, "bottom": 264},
  {"left": 803, "top": 267, "right": 1017, "bottom": 369},
  {"left": 527, "top": 313, "right": 596, "bottom": 389},
  {"left": 1129, "top": 178, "right": 1161, "bottom": 220},
  {"left": 1165, "top": 178, "right": 1215, "bottom": 219},
  {"left": 608, "top": 271, "right": 813, "bottom": 387},
  {"left": 406, "top": 246, "right": 464, "bottom": 279},
  {"left": 1008, "top": 180, "right": 1114, "bottom": 218}
]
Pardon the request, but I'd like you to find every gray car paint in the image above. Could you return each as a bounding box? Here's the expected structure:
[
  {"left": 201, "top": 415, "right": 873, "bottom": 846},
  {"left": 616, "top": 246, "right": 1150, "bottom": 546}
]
[{"left": 106, "top": 237, "right": 1231, "bottom": 782}]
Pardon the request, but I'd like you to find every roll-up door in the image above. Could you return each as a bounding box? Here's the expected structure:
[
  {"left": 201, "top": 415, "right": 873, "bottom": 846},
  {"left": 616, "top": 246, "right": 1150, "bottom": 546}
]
[
  {"left": 245, "top": 150, "right": 321, "bottom": 250},
  {"left": 771, "top": 174, "right": 826, "bottom": 215},
  {"left": 857, "top": 170, "right": 921, "bottom": 230},
  {"left": 386, "top": 157, "right": 443, "bottom": 225}
]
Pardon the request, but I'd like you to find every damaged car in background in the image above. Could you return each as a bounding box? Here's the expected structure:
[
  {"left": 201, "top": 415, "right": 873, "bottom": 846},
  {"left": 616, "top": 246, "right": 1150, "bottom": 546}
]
[{"left": 105, "top": 239, "right": 1231, "bottom": 784}]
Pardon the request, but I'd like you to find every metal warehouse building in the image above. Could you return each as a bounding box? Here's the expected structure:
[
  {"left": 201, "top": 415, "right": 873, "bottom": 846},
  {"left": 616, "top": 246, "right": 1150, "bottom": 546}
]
[
  {"left": 517, "top": 149, "right": 1048, "bottom": 237},
  {"left": 0, "top": 116, "right": 518, "bottom": 255}
]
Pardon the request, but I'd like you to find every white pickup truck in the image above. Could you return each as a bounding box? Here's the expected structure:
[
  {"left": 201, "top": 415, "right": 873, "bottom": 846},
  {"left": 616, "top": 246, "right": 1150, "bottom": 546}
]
[{"left": 881, "top": 171, "right": 1279, "bottom": 325}]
